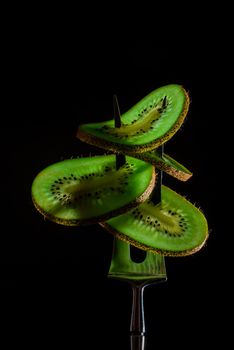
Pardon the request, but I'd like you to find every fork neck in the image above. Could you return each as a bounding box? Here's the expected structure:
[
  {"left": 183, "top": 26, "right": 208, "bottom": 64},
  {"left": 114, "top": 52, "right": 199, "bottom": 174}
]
[{"left": 130, "top": 284, "right": 147, "bottom": 336}]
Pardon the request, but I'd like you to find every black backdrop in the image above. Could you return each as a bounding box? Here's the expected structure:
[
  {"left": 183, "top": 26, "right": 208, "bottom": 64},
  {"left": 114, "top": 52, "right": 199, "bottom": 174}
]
[{"left": 0, "top": 23, "right": 228, "bottom": 348}]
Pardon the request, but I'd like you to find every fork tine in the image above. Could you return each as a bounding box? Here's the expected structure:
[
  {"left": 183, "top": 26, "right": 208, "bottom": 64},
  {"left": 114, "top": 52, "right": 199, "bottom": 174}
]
[
  {"left": 109, "top": 237, "right": 131, "bottom": 272},
  {"left": 151, "top": 144, "right": 164, "bottom": 204},
  {"left": 113, "top": 94, "right": 122, "bottom": 128},
  {"left": 113, "top": 94, "right": 126, "bottom": 170}
]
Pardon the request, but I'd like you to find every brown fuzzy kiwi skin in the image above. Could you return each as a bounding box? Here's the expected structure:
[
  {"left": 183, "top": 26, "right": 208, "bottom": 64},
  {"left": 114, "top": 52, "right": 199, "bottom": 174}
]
[
  {"left": 31, "top": 167, "right": 156, "bottom": 226},
  {"left": 100, "top": 221, "right": 209, "bottom": 257},
  {"left": 77, "top": 88, "right": 190, "bottom": 155},
  {"left": 133, "top": 153, "right": 193, "bottom": 181}
]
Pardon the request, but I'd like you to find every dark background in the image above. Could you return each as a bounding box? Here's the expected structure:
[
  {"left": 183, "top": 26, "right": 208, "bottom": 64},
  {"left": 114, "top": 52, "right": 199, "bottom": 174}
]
[{"left": 1, "top": 14, "right": 229, "bottom": 349}]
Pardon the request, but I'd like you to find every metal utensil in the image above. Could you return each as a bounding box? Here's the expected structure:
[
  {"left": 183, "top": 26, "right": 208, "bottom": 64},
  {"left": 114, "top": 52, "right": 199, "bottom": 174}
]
[
  {"left": 108, "top": 95, "right": 167, "bottom": 349},
  {"left": 108, "top": 237, "right": 167, "bottom": 349}
]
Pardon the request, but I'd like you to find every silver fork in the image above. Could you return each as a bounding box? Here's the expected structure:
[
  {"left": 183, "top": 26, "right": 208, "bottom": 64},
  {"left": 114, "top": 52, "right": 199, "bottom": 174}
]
[
  {"left": 108, "top": 238, "right": 167, "bottom": 349},
  {"left": 108, "top": 95, "right": 167, "bottom": 349}
]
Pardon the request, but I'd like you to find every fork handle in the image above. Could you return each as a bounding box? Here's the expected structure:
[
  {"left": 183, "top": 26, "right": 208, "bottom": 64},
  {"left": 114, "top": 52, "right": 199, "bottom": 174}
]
[
  {"left": 130, "top": 335, "right": 146, "bottom": 350},
  {"left": 130, "top": 284, "right": 146, "bottom": 349}
]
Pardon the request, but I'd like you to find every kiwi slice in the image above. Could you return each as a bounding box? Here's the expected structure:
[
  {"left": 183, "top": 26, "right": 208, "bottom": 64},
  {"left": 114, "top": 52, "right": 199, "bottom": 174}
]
[
  {"left": 77, "top": 84, "right": 189, "bottom": 154},
  {"left": 100, "top": 185, "right": 208, "bottom": 256},
  {"left": 134, "top": 149, "right": 192, "bottom": 181},
  {"left": 31, "top": 155, "right": 155, "bottom": 226}
]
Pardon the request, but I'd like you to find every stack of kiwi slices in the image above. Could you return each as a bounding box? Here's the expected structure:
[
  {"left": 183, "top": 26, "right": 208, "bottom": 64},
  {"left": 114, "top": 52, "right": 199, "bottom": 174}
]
[{"left": 32, "top": 84, "right": 208, "bottom": 256}]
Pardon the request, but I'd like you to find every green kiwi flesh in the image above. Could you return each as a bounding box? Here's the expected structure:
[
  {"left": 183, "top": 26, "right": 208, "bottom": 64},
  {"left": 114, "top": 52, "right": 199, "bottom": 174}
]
[
  {"left": 77, "top": 84, "right": 189, "bottom": 154},
  {"left": 31, "top": 155, "right": 155, "bottom": 226},
  {"left": 100, "top": 185, "right": 208, "bottom": 256},
  {"left": 134, "top": 150, "right": 193, "bottom": 181}
]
